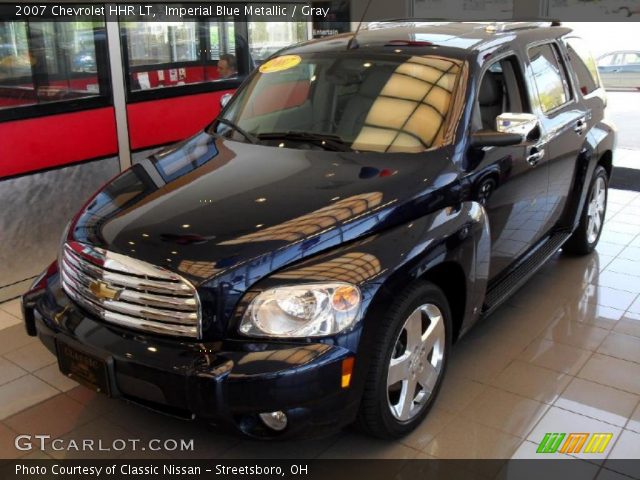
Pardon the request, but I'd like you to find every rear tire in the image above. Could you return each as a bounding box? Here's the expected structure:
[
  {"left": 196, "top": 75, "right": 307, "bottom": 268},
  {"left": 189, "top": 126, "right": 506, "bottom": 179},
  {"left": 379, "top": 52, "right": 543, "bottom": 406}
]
[
  {"left": 355, "top": 281, "right": 451, "bottom": 439},
  {"left": 563, "top": 166, "right": 608, "bottom": 256}
]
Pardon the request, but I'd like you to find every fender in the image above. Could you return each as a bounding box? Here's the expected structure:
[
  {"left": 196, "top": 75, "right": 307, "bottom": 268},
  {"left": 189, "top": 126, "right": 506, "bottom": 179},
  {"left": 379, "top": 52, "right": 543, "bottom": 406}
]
[{"left": 230, "top": 201, "right": 490, "bottom": 400}]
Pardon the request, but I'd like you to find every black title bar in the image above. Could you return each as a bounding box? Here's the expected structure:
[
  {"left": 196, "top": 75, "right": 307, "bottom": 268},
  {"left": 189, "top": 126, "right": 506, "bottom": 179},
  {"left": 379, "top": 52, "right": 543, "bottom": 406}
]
[
  {"left": 2, "top": 459, "right": 640, "bottom": 480},
  {"left": 2, "top": 1, "right": 640, "bottom": 22}
]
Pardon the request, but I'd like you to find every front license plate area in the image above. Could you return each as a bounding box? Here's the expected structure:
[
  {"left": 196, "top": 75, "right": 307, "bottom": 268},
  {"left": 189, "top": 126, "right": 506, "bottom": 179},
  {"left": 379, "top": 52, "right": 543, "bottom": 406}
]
[{"left": 56, "top": 339, "right": 112, "bottom": 396}]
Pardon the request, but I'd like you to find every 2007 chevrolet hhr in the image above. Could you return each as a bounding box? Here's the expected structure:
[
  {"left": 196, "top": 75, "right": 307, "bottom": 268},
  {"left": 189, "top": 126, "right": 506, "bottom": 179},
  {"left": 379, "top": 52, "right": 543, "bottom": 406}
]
[{"left": 23, "top": 22, "right": 615, "bottom": 438}]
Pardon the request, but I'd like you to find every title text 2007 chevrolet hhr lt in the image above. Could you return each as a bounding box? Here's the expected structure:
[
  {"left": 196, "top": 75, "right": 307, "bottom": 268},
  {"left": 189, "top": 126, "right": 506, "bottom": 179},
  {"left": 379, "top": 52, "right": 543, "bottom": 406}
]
[{"left": 23, "top": 22, "right": 615, "bottom": 438}]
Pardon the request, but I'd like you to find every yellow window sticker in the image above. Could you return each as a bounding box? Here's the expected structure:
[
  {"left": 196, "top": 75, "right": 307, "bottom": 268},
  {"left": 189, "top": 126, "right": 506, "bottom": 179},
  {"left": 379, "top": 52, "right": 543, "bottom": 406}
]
[{"left": 259, "top": 55, "right": 302, "bottom": 74}]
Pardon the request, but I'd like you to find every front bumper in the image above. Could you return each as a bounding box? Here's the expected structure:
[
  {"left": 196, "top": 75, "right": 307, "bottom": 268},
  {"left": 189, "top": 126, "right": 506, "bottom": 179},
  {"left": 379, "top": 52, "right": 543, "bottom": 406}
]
[{"left": 22, "top": 273, "right": 359, "bottom": 438}]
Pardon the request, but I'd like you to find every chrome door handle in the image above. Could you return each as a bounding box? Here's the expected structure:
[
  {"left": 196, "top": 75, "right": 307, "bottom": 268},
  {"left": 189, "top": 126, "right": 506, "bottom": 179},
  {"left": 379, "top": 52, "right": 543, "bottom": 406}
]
[
  {"left": 574, "top": 119, "right": 587, "bottom": 135},
  {"left": 527, "top": 148, "right": 545, "bottom": 166}
]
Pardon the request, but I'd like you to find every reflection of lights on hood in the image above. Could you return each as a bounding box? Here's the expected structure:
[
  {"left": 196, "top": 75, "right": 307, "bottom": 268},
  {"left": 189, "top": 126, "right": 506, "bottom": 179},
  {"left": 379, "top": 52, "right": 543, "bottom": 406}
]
[
  {"left": 273, "top": 252, "right": 383, "bottom": 284},
  {"left": 219, "top": 193, "right": 385, "bottom": 245},
  {"left": 142, "top": 233, "right": 149, "bottom": 237},
  {"left": 181, "top": 224, "right": 190, "bottom": 229},
  {"left": 255, "top": 197, "right": 267, "bottom": 203},
  {"left": 128, "top": 241, "right": 135, "bottom": 245},
  {"left": 177, "top": 260, "right": 220, "bottom": 278}
]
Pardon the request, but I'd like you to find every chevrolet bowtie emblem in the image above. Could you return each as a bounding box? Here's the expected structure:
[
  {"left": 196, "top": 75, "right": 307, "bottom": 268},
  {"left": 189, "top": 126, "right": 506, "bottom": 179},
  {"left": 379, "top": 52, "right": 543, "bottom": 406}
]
[{"left": 89, "top": 280, "right": 121, "bottom": 301}]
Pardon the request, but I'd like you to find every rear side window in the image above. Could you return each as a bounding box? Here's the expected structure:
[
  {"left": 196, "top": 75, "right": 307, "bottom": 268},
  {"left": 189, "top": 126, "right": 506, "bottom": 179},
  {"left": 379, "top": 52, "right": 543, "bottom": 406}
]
[
  {"left": 598, "top": 54, "right": 617, "bottom": 66},
  {"left": 622, "top": 52, "right": 640, "bottom": 65},
  {"left": 564, "top": 37, "right": 600, "bottom": 95},
  {"left": 528, "top": 43, "right": 571, "bottom": 114}
]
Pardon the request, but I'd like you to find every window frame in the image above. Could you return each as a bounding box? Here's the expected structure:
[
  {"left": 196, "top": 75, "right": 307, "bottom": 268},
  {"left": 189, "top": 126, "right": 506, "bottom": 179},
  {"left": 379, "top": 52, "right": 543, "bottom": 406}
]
[
  {"left": 597, "top": 53, "right": 617, "bottom": 67},
  {"left": 526, "top": 40, "right": 575, "bottom": 117},
  {"left": 472, "top": 51, "right": 531, "bottom": 133},
  {"left": 621, "top": 51, "right": 640, "bottom": 66},
  {"left": 562, "top": 36, "right": 602, "bottom": 98},
  {"left": 0, "top": 21, "right": 112, "bottom": 123},
  {"left": 121, "top": 17, "right": 251, "bottom": 104}
]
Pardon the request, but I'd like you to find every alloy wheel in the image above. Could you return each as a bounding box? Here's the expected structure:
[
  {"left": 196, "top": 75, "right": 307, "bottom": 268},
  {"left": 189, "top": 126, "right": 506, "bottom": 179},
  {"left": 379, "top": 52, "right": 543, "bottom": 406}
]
[
  {"left": 386, "top": 303, "right": 446, "bottom": 422},
  {"left": 586, "top": 176, "right": 606, "bottom": 244}
]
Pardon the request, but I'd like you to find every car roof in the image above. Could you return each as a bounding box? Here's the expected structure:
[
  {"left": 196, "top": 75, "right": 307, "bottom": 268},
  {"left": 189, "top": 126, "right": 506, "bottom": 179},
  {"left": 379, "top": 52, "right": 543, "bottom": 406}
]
[
  {"left": 598, "top": 50, "right": 640, "bottom": 56},
  {"left": 288, "top": 22, "right": 574, "bottom": 58}
]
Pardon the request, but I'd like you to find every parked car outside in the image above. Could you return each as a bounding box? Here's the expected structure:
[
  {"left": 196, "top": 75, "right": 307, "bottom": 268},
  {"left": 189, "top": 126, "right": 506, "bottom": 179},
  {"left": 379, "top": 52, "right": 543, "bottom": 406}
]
[
  {"left": 598, "top": 50, "right": 640, "bottom": 90},
  {"left": 22, "top": 22, "right": 615, "bottom": 439}
]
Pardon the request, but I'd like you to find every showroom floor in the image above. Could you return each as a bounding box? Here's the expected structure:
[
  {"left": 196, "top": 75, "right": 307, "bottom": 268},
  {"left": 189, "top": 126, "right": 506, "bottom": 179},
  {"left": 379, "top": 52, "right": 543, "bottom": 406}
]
[{"left": 0, "top": 188, "right": 640, "bottom": 464}]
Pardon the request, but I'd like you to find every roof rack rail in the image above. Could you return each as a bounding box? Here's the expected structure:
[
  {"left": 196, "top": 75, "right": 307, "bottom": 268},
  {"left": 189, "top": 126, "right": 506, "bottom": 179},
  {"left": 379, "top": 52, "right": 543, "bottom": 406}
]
[
  {"left": 370, "top": 18, "right": 451, "bottom": 24},
  {"left": 367, "top": 19, "right": 562, "bottom": 30},
  {"left": 484, "top": 21, "right": 562, "bottom": 33}
]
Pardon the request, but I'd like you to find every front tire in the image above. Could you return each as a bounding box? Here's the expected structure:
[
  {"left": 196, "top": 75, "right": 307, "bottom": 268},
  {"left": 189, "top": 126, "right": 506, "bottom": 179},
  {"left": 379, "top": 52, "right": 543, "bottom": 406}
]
[
  {"left": 564, "top": 165, "right": 608, "bottom": 256},
  {"left": 356, "top": 281, "right": 451, "bottom": 438}
]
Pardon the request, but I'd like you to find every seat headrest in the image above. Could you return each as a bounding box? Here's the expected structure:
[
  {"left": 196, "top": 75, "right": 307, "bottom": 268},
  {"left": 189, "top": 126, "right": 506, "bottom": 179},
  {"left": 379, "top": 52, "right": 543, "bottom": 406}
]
[
  {"left": 479, "top": 74, "right": 502, "bottom": 106},
  {"left": 359, "top": 69, "right": 394, "bottom": 97}
]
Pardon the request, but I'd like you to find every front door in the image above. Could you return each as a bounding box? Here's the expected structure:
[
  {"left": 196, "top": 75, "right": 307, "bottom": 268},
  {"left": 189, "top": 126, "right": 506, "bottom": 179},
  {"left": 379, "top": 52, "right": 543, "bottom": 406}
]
[{"left": 468, "top": 55, "right": 550, "bottom": 280}]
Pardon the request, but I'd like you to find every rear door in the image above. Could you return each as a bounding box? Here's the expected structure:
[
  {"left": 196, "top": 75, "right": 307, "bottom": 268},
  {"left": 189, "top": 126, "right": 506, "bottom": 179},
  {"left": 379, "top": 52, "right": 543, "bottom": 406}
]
[
  {"left": 597, "top": 52, "right": 622, "bottom": 89},
  {"left": 524, "top": 41, "right": 590, "bottom": 235},
  {"left": 618, "top": 52, "right": 640, "bottom": 90}
]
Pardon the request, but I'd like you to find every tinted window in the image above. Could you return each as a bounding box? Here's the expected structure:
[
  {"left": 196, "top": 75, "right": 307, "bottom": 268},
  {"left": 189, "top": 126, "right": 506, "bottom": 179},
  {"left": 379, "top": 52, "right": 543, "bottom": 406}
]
[
  {"left": 528, "top": 43, "right": 570, "bottom": 113},
  {"left": 0, "top": 20, "right": 108, "bottom": 111},
  {"left": 475, "top": 55, "right": 528, "bottom": 131},
  {"left": 125, "top": 22, "right": 200, "bottom": 66},
  {"left": 565, "top": 37, "right": 600, "bottom": 95},
  {"left": 122, "top": 18, "right": 240, "bottom": 92},
  {"left": 217, "top": 53, "right": 463, "bottom": 153}
]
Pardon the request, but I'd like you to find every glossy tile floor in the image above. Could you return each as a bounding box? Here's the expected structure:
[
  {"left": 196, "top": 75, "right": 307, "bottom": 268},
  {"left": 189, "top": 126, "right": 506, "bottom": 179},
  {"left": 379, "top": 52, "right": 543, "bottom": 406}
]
[{"left": 1, "top": 188, "right": 640, "bottom": 466}]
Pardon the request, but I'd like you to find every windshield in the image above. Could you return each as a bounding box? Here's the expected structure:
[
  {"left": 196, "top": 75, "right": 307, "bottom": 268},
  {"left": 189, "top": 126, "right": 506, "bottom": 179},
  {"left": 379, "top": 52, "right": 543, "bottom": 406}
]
[{"left": 210, "top": 52, "right": 463, "bottom": 153}]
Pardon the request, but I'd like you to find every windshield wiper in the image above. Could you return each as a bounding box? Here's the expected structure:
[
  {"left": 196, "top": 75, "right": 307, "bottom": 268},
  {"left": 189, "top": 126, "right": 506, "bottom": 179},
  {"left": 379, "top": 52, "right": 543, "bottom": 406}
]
[
  {"left": 215, "top": 118, "right": 258, "bottom": 144},
  {"left": 256, "top": 131, "right": 353, "bottom": 152}
]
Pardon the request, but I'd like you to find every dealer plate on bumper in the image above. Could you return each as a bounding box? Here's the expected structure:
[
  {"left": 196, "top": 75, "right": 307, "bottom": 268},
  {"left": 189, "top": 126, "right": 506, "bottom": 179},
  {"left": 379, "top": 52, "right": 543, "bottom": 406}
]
[{"left": 56, "top": 339, "right": 113, "bottom": 395}]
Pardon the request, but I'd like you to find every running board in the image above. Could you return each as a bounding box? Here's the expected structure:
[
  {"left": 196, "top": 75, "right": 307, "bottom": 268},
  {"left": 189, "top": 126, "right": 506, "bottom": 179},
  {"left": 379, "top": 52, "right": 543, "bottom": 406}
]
[{"left": 481, "top": 232, "right": 572, "bottom": 318}]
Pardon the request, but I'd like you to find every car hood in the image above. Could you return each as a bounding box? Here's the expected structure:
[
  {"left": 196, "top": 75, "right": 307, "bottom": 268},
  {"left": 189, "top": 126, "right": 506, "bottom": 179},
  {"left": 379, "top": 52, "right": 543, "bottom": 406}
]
[{"left": 70, "top": 131, "right": 457, "bottom": 287}]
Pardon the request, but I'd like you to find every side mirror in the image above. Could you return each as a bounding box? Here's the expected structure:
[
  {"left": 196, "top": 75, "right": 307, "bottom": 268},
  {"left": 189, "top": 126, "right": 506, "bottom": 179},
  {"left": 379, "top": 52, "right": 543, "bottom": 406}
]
[
  {"left": 496, "top": 112, "right": 539, "bottom": 138},
  {"left": 470, "top": 131, "right": 523, "bottom": 148},
  {"left": 220, "top": 93, "right": 233, "bottom": 109}
]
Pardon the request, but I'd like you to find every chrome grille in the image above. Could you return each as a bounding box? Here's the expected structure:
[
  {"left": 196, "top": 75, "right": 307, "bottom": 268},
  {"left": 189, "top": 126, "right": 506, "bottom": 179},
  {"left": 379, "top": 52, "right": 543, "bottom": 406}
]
[{"left": 60, "top": 241, "right": 201, "bottom": 338}]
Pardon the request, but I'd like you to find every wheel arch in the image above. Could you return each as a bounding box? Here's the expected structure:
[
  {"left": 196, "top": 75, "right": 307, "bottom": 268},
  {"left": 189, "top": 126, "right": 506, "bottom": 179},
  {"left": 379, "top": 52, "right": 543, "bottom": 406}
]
[
  {"left": 419, "top": 262, "right": 467, "bottom": 343},
  {"left": 365, "top": 202, "right": 491, "bottom": 345},
  {"left": 598, "top": 149, "right": 613, "bottom": 179}
]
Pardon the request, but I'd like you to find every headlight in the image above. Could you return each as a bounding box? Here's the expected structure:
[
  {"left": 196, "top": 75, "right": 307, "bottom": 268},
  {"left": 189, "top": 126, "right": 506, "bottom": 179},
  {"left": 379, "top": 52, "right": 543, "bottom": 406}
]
[{"left": 239, "top": 283, "right": 362, "bottom": 338}]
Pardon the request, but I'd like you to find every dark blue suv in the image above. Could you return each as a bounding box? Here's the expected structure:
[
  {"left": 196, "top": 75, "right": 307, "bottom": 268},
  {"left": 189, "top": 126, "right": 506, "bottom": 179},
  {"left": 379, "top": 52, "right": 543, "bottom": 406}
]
[{"left": 23, "top": 22, "right": 615, "bottom": 439}]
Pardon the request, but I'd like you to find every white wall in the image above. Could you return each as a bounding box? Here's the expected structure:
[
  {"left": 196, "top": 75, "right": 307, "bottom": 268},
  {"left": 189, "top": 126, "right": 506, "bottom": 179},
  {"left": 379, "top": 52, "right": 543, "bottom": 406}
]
[{"left": 563, "top": 22, "right": 640, "bottom": 58}]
